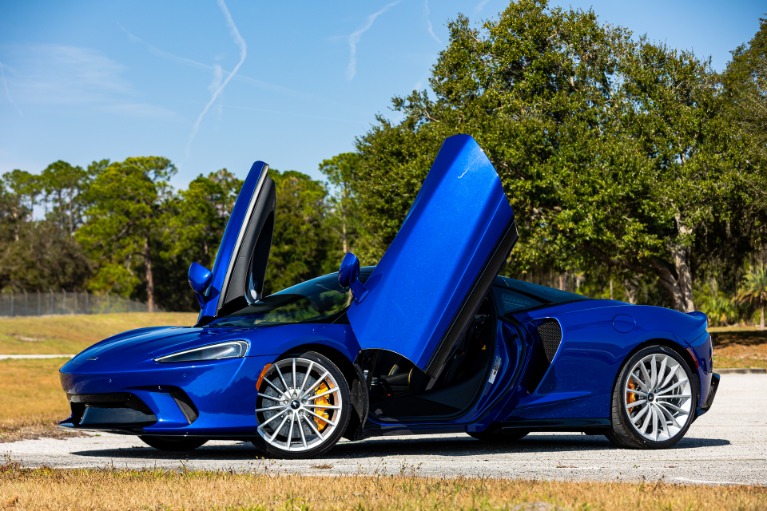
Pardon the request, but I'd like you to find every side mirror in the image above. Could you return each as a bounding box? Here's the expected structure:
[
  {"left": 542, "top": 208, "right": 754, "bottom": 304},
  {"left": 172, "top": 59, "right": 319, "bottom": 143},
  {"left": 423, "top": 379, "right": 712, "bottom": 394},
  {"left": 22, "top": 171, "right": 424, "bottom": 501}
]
[
  {"left": 188, "top": 262, "right": 213, "bottom": 307},
  {"left": 338, "top": 252, "right": 368, "bottom": 304}
]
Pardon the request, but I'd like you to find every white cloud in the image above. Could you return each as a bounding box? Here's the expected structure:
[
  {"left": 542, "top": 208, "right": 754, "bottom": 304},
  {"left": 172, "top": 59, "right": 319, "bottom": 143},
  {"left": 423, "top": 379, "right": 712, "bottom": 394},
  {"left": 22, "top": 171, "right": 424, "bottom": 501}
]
[
  {"left": 121, "top": 25, "right": 212, "bottom": 73},
  {"left": 121, "top": 25, "right": 316, "bottom": 101},
  {"left": 475, "top": 0, "right": 492, "bottom": 13},
  {"left": 185, "top": 0, "right": 247, "bottom": 158},
  {"left": 0, "top": 61, "right": 22, "bottom": 116},
  {"left": 6, "top": 44, "right": 130, "bottom": 104},
  {"left": 0, "top": 44, "right": 173, "bottom": 119},
  {"left": 210, "top": 64, "right": 224, "bottom": 95},
  {"left": 346, "top": 1, "right": 401, "bottom": 81},
  {"left": 100, "top": 102, "right": 176, "bottom": 119},
  {"left": 424, "top": 0, "right": 442, "bottom": 46}
]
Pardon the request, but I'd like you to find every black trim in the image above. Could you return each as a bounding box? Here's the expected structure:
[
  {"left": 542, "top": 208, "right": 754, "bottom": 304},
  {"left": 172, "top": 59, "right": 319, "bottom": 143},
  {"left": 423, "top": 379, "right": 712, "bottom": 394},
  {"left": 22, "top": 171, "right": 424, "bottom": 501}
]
[
  {"left": 499, "top": 418, "right": 611, "bottom": 431},
  {"left": 66, "top": 393, "right": 157, "bottom": 428},
  {"left": 132, "top": 385, "right": 200, "bottom": 425},
  {"left": 424, "top": 218, "right": 518, "bottom": 379},
  {"left": 219, "top": 177, "right": 276, "bottom": 316},
  {"left": 537, "top": 319, "right": 562, "bottom": 363},
  {"left": 698, "top": 372, "right": 720, "bottom": 415},
  {"left": 497, "top": 299, "right": 582, "bottom": 321}
]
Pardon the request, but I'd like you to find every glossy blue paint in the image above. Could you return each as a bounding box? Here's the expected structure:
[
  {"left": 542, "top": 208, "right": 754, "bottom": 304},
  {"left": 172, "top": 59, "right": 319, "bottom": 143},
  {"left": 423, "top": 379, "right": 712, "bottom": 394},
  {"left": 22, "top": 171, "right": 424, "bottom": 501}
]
[
  {"left": 58, "top": 135, "right": 718, "bottom": 454},
  {"left": 338, "top": 252, "right": 368, "bottom": 303},
  {"left": 188, "top": 262, "right": 213, "bottom": 307},
  {"left": 347, "top": 134, "right": 515, "bottom": 372},
  {"left": 60, "top": 322, "right": 361, "bottom": 435}
]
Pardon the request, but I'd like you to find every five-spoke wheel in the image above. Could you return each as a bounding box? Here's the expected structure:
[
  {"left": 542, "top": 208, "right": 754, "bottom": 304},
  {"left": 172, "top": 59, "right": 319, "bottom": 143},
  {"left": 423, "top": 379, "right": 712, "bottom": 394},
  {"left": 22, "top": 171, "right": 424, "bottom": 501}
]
[
  {"left": 253, "top": 351, "right": 350, "bottom": 458},
  {"left": 608, "top": 345, "right": 696, "bottom": 448}
]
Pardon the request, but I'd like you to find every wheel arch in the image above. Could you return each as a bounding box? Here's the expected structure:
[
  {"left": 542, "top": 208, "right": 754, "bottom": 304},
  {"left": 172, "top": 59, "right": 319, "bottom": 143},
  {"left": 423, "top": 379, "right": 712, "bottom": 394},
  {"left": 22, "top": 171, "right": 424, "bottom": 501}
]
[
  {"left": 611, "top": 337, "right": 700, "bottom": 410},
  {"left": 278, "top": 342, "right": 368, "bottom": 442}
]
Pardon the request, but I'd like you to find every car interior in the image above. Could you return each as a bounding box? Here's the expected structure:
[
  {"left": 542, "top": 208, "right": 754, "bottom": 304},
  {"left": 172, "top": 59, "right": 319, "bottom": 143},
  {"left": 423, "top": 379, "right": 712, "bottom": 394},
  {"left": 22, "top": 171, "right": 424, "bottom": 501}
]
[{"left": 360, "top": 297, "right": 497, "bottom": 420}]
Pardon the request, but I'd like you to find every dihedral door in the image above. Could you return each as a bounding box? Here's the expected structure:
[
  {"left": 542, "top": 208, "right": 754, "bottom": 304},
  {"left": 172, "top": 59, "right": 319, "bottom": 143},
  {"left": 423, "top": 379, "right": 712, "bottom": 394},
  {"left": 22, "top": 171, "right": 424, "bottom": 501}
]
[
  {"left": 198, "top": 162, "right": 276, "bottom": 322},
  {"left": 347, "top": 135, "right": 517, "bottom": 377}
]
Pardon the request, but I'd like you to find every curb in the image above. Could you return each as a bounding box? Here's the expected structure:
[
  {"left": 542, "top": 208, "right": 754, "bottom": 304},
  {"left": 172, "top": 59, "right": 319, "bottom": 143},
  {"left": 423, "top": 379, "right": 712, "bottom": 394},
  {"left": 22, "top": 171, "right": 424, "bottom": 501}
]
[
  {"left": 716, "top": 367, "right": 766, "bottom": 374},
  {"left": 0, "top": 354, "right": 75, "bottom": 360}
]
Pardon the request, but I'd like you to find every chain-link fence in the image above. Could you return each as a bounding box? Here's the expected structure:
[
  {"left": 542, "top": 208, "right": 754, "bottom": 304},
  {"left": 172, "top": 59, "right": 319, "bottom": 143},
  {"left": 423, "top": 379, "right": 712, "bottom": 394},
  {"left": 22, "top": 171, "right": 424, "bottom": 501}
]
[{"left": 0, "top": 291, "right": 152, "bottom": 316}]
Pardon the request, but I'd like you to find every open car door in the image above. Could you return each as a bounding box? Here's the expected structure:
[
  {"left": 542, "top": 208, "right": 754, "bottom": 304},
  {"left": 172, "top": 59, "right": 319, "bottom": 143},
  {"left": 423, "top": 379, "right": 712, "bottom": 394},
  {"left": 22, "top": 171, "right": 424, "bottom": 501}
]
[
  {"left": 194, "top": 162, "right": 276, "bottom": 324},
  {"left": 347, "top": 135, "right": 517, "bottom": 377}
]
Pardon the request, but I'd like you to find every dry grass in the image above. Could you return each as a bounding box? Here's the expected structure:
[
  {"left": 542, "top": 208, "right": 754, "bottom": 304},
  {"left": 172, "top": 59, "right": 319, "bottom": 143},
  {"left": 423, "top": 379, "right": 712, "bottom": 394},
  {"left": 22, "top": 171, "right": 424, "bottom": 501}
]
[
  {"left": 0, "top": 465, "right": 764, "bottom": 511},
  {"left": 0, "top": 312, "right": 197, "bottom": 354},
  {"left": 715, "top": 343, "right": 767, "bottom": 369},
  {"left": 709, "top": 327, "right": 767, "bottom": 369},
  {"left": 0, "top": 359, "right": 73, "bottom": 442}
]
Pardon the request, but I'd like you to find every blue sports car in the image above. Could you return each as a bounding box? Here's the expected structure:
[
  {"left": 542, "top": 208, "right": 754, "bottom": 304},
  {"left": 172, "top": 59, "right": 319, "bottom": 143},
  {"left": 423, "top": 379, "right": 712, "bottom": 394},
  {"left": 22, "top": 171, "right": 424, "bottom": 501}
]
[{"left": 60, "top": 135, "right": 719, "bottom": 459}]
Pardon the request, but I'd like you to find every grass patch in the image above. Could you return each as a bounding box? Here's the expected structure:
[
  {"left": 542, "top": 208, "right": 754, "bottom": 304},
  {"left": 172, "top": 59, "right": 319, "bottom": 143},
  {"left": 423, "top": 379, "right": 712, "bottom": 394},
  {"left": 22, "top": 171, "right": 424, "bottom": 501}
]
[
  {"left": 715, "top": 343, "right": 767, "bottom": 369},
  {"left": 708, "top": 327, "right": 767, "bottom": 369},
  {"left": 0, "top": 312, "right": 197, "bottom": 355},
  {"left": 0, "top": 359, "right": 73, "bottom": 442},
  {"left": 710, "top": 327, "right": 767, "bottom": 347},
  {"left": 0, "top": 465, "right": 765, "bottom": 510}
]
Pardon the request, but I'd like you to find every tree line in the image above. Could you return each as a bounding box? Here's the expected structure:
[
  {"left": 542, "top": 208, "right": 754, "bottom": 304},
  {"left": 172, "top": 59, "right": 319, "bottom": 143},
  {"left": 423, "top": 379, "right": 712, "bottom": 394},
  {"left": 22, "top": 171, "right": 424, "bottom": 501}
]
[
  {"left": 2, "top": 0, "right": 766, "bottom": 325},
  {"left": 327, "top": 1, "right": 767, "bottom": 326},
  {"left": 0, "top": 160, "right": 341, "bottom": 312}
]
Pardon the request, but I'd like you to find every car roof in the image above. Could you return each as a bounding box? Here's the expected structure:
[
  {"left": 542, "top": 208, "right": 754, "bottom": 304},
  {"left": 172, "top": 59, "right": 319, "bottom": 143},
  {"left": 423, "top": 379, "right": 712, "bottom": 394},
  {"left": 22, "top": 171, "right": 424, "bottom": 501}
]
[{"left": 359, "top": 266, "right": 588, "bottom": 304}]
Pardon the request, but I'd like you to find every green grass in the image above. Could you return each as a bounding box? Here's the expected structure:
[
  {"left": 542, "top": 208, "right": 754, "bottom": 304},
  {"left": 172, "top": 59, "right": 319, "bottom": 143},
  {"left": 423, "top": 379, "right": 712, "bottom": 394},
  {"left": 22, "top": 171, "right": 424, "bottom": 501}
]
[{"left": 0, "top": 312, "right": 198, "bottom": 355}]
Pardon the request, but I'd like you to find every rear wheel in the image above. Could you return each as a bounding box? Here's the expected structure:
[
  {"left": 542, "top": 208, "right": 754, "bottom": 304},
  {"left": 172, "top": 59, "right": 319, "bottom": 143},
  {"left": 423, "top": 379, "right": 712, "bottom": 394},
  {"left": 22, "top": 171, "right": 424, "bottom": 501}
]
[
  {"left": 608, "top": 345, "right": 696, "bottom": 449},
  {"left": 253, "top": 351, "right": 351, "bottom": 459},
  {"left": 139, "top": 436, "right": 207, "bottom": 451}
]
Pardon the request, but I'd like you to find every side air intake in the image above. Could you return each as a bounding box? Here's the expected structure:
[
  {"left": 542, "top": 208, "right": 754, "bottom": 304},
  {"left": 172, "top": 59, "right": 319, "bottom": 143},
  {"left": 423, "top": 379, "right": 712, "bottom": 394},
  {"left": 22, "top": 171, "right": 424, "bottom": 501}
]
[{"left": 537, "top": 319, "right": 562, "bottom": 363}]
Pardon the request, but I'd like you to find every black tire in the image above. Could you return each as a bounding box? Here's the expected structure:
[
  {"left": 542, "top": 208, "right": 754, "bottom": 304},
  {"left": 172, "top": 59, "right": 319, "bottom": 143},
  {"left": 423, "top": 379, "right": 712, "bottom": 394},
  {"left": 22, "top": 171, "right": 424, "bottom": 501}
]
[
  {"left": 252, "top": 351, "right": 351, "bottom": 459},
  {"left": 607, "top": 345, "right": 697, "bottom": 449},
  {"left": 139, "top": 436, "right": 207, "bottom": 451},
  {"left": 468, "top": 429, "right": 528, "bottom": 442}
]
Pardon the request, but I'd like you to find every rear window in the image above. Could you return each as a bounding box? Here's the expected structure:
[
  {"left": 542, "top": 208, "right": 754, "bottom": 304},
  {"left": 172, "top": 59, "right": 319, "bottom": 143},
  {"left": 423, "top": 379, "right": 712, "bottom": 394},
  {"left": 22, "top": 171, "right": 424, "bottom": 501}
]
[{"left": 492, "top": 276, "right": 589, "bottom": 316}]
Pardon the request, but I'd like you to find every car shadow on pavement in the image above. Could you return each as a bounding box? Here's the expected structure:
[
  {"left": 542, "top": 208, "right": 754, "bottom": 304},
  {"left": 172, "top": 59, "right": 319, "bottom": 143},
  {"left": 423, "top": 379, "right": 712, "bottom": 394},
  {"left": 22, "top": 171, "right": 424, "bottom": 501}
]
[
  {"left": 331, "top": 434, "right": 730, "bottom": 459},
  {"left": 70, "top": 433, "right": 729, "bottom": 461}
]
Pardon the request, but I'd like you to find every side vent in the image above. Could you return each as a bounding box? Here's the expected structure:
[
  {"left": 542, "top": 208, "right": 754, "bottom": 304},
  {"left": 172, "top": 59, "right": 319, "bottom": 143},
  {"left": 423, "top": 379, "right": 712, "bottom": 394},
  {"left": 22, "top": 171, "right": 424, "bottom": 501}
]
[{"left": 537, "top": 319, "right": 562, "bottom": 363}]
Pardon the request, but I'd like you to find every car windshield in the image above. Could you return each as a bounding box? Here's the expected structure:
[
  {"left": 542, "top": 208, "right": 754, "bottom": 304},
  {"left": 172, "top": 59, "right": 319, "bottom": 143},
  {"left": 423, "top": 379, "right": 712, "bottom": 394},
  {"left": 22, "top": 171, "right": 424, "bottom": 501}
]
[{"left": 208, "top": 270, "right": 371, "bottom": 328}]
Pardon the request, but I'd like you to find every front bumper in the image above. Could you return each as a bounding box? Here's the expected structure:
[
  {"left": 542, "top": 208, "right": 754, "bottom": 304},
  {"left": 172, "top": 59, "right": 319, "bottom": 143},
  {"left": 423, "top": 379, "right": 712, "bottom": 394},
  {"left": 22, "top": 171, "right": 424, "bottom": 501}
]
[{"left": 59, "top": 354, "right": 274, "bottom": 436}]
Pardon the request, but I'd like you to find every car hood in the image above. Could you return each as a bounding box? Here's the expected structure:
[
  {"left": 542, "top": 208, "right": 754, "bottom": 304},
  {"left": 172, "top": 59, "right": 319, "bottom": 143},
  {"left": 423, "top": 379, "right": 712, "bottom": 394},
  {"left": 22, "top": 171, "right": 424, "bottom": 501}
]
[{"left": 63, "top": 325, "right": 252, "bottom": 371}]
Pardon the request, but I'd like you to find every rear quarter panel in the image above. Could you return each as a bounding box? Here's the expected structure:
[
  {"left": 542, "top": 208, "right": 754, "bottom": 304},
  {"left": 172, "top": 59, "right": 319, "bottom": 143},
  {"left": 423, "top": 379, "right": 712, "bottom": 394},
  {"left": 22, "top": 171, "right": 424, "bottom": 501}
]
[{"left": 503, "top": 301, "right": 706, "bottom": 421}]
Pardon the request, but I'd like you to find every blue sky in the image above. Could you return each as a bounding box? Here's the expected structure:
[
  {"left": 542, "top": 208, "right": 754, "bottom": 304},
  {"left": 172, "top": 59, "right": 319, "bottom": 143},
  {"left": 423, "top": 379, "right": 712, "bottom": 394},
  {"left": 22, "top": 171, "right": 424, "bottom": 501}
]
[{"left": 1, "top": 1, "right": 764, "bottom": 188}]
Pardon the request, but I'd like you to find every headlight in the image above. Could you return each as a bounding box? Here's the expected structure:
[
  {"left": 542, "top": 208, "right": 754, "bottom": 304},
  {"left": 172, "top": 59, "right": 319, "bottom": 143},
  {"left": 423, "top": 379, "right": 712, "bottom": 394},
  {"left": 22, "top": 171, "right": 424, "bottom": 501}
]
[{"left": 154, "top": 340, "right": 249, "bottom": 363}]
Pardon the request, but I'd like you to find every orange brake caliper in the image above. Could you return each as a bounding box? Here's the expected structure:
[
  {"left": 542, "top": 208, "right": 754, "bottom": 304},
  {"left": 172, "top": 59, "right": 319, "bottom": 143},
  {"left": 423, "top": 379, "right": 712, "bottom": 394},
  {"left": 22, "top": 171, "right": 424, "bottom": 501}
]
[
  {"left": 627, "top": 377, "right": 637, "bottom": 413},
  {"left": 313, "top": 382, "right": 333, "bottom": 431}
]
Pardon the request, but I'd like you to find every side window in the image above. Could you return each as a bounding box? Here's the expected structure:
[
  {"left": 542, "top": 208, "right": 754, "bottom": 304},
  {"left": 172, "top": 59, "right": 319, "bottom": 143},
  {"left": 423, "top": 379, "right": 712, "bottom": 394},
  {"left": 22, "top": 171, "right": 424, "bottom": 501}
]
[{"left": 492, "top": 286, "right": 544, "bottom": 316}]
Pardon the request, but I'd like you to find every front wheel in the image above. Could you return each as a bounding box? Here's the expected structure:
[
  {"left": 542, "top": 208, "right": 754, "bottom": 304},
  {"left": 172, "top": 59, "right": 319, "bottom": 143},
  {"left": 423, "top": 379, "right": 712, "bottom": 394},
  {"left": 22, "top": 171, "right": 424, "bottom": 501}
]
[
  {"left": 253, "top": 351, "right": 351, "bottom": 459},
  {"left": 139, "top": 436, "right": 207, "bottom": 451},
  {"left": 608, "top": 345, "right": 697, "bottom": 449}
]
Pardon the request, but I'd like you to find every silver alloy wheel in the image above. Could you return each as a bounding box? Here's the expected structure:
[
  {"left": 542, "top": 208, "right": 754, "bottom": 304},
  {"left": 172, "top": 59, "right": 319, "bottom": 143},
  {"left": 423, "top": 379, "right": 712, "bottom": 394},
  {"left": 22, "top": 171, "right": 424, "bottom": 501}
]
[
  {"left": 623, "top": 352, "right": 692, "bottom": 443},
  {"left": 256, "top": 357, "right": 343, "bottom": 453}
]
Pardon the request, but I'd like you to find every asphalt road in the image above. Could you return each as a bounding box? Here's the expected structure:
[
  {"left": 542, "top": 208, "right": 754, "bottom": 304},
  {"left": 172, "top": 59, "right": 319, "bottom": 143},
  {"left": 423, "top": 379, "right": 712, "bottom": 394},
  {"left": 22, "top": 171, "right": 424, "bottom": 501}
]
[{"left": 3, "top": 373, "right": 766, "bottom": 485}]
